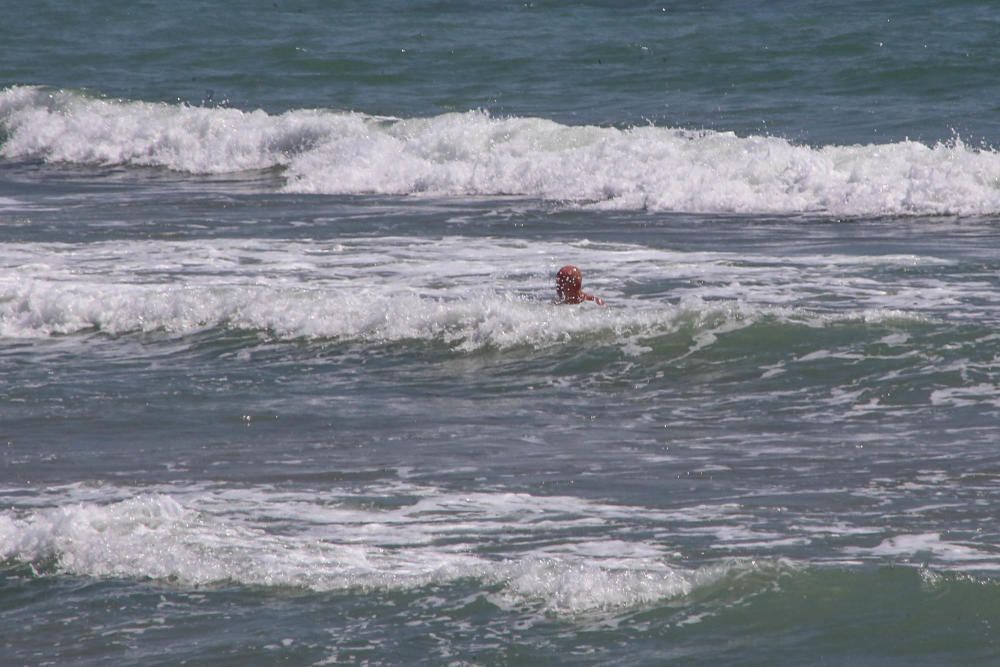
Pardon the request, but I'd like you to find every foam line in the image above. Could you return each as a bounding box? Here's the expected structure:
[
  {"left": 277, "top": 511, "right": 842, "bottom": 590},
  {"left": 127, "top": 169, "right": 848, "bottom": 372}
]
[
  {"left": 5, "top": 86, "right": 1000, "bottom": 216},
  {"left": 0, "top": 489, "right": 720, "bottom": 613}
]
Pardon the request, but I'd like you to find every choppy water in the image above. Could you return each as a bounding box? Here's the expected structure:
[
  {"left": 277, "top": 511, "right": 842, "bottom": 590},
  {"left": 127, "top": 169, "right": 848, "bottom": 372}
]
[{"left": 4, "top": 2, "right": 1000, "bottom": 665}]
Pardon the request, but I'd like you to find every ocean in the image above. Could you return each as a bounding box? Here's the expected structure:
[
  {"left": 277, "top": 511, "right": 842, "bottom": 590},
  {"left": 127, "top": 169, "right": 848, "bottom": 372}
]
[{"left": 3, "top": 1, "right": 1000, "bottom": 665}]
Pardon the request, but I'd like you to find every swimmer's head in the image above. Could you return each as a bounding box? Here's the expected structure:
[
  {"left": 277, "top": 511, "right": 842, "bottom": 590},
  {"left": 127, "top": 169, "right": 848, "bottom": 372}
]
[{"left": 556, "top": 265, "right": 582, "bottom": 299}]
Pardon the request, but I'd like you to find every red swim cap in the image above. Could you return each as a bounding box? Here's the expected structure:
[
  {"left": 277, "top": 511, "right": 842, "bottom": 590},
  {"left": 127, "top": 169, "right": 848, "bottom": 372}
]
[{"left": 556, "top": 265, "right": 582, "bottom": 290}]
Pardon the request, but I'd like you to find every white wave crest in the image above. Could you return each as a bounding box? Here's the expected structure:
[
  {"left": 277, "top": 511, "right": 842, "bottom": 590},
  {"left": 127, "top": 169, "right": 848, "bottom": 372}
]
[
  {"left": 0, "top": 276, "right": 715, "bottom": 351},
  {"left": 2, "top": 235, "right": 956, "bottom": 347},
  {"left": 0, "top": 487, "right": 727, "bottom": 613},
  {"left": 4, "top": 86, "right": 1000, "bottom": 216}
]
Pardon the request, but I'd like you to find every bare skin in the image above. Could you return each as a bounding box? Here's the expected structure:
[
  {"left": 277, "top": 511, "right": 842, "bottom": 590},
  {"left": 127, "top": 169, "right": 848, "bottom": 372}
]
[{"left": 554, "top": 265, "right": 605, "bottom": 305}]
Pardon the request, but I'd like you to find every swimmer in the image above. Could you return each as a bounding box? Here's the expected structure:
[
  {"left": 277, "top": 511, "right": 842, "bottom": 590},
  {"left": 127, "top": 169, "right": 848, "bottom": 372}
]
[{"left": 554, "top": 264, "right": 605, "bottom": 305}]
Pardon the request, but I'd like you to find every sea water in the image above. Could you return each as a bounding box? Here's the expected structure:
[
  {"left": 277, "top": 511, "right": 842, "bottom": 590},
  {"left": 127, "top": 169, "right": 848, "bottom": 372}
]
[{"left": 3, "top": 2, "right": 1000, "bottom": 665}]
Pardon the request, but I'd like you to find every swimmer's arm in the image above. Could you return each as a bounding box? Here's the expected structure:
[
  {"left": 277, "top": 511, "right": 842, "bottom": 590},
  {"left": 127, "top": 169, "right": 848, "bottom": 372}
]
[{"left": 585, "top": 293, "right": 606, "bottom": 306}]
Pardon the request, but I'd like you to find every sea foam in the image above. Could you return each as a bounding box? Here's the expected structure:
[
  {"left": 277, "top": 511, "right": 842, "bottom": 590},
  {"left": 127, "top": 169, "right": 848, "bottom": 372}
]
[
  {"left": 0, "top": 234, "right": 954, "bottom": 347},
  {"left": 0, "top": 486, "right": 715, "bottom": 613},
  {"left": 4, "top": 86, "right": 1000, "bottom": 216},
  {"left": 0, "top": 275, "right": 738, "bottom": 353}
]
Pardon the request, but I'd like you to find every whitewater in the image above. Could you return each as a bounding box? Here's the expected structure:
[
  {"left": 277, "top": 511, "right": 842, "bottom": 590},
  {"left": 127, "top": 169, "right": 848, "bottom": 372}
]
[
  {"left": 5, "top": 2, "right": 1000, "bottom": 664},
  {"left": 5, "top": 86, "right": 1000, "bottom": 216}
]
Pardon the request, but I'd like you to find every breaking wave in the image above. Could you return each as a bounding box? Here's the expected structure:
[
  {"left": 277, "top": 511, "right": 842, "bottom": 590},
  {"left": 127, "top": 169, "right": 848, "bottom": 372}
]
[{"left": 4, "top": 86, "right": 1000, "bottom": 216}]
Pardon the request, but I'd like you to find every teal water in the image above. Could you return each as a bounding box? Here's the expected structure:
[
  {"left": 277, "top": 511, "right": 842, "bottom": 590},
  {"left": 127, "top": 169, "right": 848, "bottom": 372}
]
[
  {"left": 3, "top": 2, "right": 1000, "bottom": 665},
  {"left": 7, "top": 1, "right": 1000, "bottom": 144}
]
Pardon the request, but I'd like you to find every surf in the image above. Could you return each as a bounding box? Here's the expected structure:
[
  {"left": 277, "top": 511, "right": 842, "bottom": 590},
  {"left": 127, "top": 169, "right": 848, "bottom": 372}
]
[{"left": 5, "top": 85, "right": 1000, "bottom": 217}]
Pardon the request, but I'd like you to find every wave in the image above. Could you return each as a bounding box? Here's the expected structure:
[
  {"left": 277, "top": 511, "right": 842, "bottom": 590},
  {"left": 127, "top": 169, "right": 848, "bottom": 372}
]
[
  {"left": 4, "top": 485, "right": 998, "bottom": 626},
  {"left": 0, "top": 487, "right": 733, "bottom": 613},
  {"left": 0, "top": 236, "right": 951, "bottom": 348},
  {"left": 0, "top": 274, "right": 723, "bottom": 349},
  {"left": 2, "top": 273, "right": 934, "bottom": 355},
  {"left": 4, "top": 86, "right": 1000, "bottom": 216}
]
